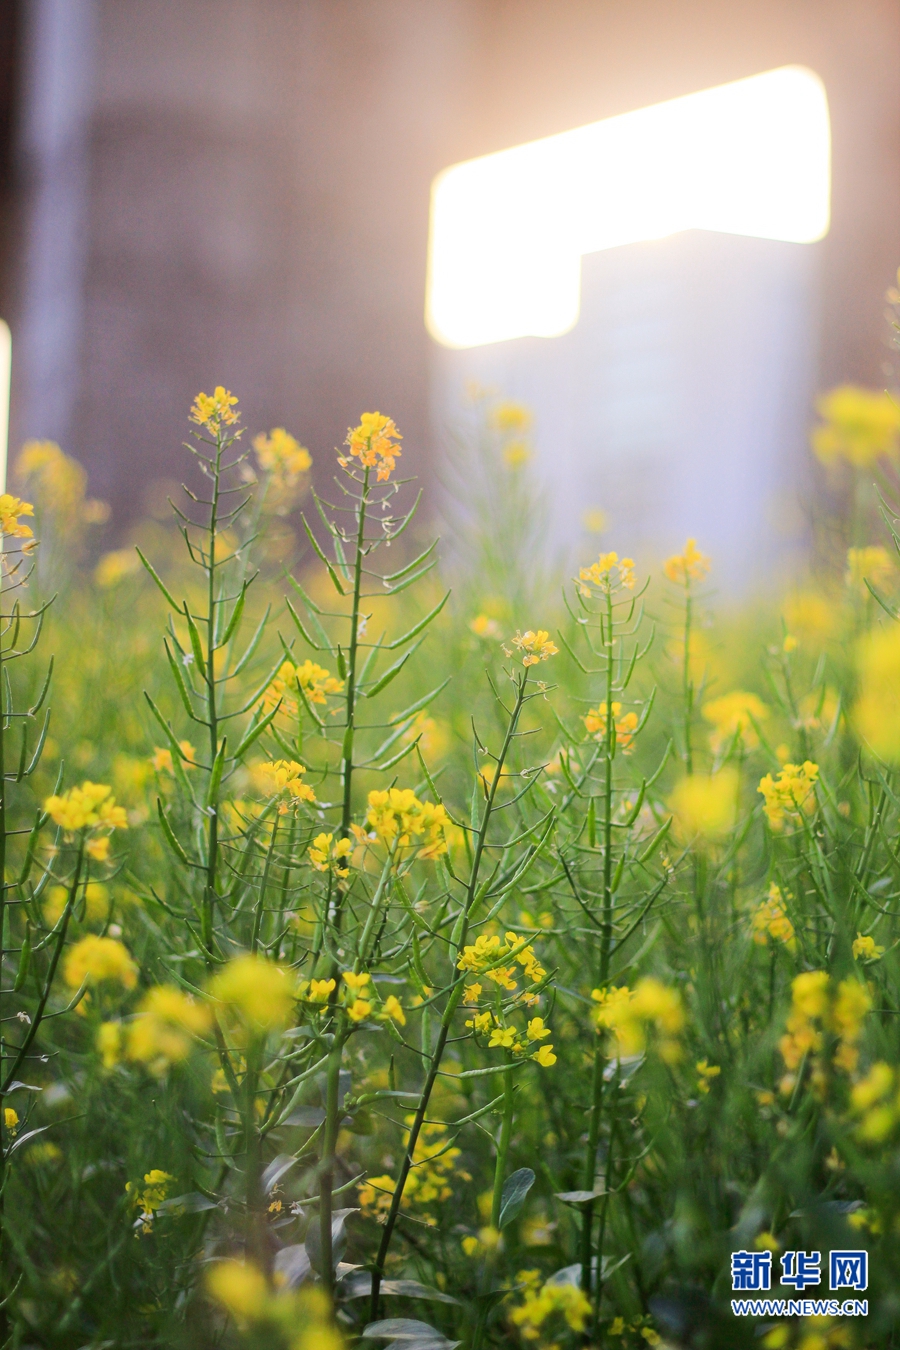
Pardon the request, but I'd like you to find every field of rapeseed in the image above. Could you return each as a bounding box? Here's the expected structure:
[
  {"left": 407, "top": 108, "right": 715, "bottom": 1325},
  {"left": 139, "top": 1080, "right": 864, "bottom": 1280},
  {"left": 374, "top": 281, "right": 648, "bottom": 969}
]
[{"left": 7, "top": 328, "right": 900, "bottom": 1350}]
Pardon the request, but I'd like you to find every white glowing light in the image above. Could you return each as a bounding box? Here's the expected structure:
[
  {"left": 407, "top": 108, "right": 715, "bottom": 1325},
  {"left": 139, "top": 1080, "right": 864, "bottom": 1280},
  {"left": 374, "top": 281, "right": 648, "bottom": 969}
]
[{"left": 426, "top": 66, "right": 831, "bottom": 349}]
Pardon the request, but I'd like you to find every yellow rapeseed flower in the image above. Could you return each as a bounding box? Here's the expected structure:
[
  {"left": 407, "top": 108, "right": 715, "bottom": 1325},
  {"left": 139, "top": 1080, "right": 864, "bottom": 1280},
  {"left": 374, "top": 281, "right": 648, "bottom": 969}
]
[
  {"left": 846, "top": 545, "right": 893, "bottom": 594},
  {"left": 94, "top": 548, "right": 140, "bottom": 589},
  {"left": 343, "top": 412, "right": 402, "bottom": 481},
  {"left": 855, "top": 625, "right": 900, "bottom": 763},
  {"left": 308, "top": 832, "right": 352, "bottom": 877},
  {"left": 668, "top": 770, "right": 737, "bottom": 843},
  {"left": 150, "top": 740, "right": 196, "bottom": 775},
  {"left": 127, "top": 985, "right": 212, "bottom": 1073},
  {"left": 251, "top": 759, "right": 316, "bottom": 813},
  {"left": 44, "top": 781, "right": 128, "bottom": 836},
  {"left": 509, "top": 629, "right": 559, "bottom": 667},
  {"left": 252, "top": 427, "right": 312, "bottom": 485},
  {"left": 811, "top": 385, "right": 900, "bottom": 468},
  {"left": 265, "top": 659, "right": 343, "bottom": 716},
  {"left": 206, "top": 1260, "right": 269, "bottom": 1321},
  {"left": 0, "top": 493, "right": 34, "bottom": 539},
  {"left": 470, "top": 613, "right": 501, "bottom": 639},
  {"left": 380, "top": 994, "right": 406, "bottom": 1026},
  {"left": 190, "top": 386, "right": 240, "bottom": 432},
  {"left": 4, "top": 1107, "right": 18, "bottom": 1134},
  {"left": 364, "top": 787, "right": 449, "bottom": 859},
  {"left": 490, "top": 401, "right": 532, "bottom": 435},
  {"left": 752, "top": 884, "right": 797, "bottom": 952},
  {"left": 758, "top": 762, "right": 818, "bottom": 831},
  {"left": 702, "top": 690, "right": 768, "bottom": 753},
  {"left": 577, "top": 550, "right": 636, "bottom": 594},
  {"left": 97, "top": 1020, "right": 123, "bottom": 1069},
  {"left": 782, "top": 592, "right": 836, "bottom": 645},
  {"left": 209, "top": 954, "right": 296, "bottom": 1034},
  {"left": 696, "top": 1060, "right": 721, "bottom": 1094},
  {"left": 663, "top": 538, "right": 710, "bottom": 585},
  {"left": 584, "top": 702, "right": 639, "bottom": 753},
  {"left": 853, "top": 932, "right": 885, "bottom": 961},
  {"left": 63, "top": 935, "right": 138, "bottom": 991}
]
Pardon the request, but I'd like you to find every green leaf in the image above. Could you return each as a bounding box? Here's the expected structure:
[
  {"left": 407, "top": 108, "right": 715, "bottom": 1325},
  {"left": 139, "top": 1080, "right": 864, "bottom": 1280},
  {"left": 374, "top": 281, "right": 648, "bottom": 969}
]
[
  {"left": 157, "top": 798, "right": 192, "bottom": 867},
  {"left": 164, "top": 639, "right": 197, "bottom": 719},
  {"left": 499, "top": 1167, "right": 535, "bottom": 1228},
  {"left": 136, "top": 547, "right": 179, "bottom": 610},
  {"left": 384, "top": 590, "right": 450, "bottom": 650},
  {"left": 363, "top": 641, "right": 421, "bottom": 699},
  {"left": 221, "top": 581, "right": 249, "bottom": 645},
  {"left": 301, "top": 515, "right": 345, "bottom": 595},
  {"left": 206, "top": 739, "right": 227, "bottom": 807}
]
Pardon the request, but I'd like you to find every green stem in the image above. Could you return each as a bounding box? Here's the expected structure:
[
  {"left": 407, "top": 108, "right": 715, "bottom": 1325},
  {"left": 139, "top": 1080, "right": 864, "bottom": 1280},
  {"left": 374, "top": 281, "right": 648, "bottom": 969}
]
[
  {"left": 338, "top": 466, "right": 371, "bottom": 862},
  {"left": 203, "top": 433, "right": 223, "bottom": 962},
  {"left": 683, "top": 581, "right": 694, "bottom": 775},
  {"left": 471, "top": 1064, "right": 514, "bottom": 1350},
  {"left": 369, "top": 674, "right": 530, "bottom": 1321},
  {"left": 250, "top": 814, "right": 279, "bottom": 953}
]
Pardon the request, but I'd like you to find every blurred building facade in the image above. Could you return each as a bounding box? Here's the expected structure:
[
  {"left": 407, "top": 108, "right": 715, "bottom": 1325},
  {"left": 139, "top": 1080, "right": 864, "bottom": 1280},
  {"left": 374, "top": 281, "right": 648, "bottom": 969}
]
[{"left": 0, "top": 0, "right": 898, "bottom": 569}]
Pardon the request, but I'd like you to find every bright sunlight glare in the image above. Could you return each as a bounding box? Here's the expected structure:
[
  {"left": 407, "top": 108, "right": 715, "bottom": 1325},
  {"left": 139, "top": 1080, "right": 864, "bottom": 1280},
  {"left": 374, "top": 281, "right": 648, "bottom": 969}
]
[{"left": 426, "top": 66, "right": 831, "bottom": 349}]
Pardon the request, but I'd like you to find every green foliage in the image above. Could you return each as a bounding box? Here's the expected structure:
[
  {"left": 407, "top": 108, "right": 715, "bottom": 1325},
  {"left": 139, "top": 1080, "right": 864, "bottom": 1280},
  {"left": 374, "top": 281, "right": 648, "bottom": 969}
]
[{"left": 8, "top": 378, "right": 900, "bottom": 1350}]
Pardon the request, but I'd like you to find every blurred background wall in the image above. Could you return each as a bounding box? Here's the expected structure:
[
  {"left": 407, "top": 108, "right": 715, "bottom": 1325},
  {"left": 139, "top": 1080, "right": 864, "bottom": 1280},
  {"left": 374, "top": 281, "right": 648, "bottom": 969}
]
[{"left": 0, "top": 0, "right": 898, "bottom": 547}]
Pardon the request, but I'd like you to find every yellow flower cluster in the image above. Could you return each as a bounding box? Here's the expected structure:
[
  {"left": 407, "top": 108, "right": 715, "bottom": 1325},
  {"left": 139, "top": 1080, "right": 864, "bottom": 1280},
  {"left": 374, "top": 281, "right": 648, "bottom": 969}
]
[
  {"left": 210, "top": 954, "right": 296, "bottom": 1035},
  {"left": 190, "top": 386, "right": 240, "bottom": 432},
  {"left": 591, "top": 978, "right": 684, "bottom": 1063},
  {"left": 121, "top": 985, "right": 212, "bottom": 1075},
  {"left": 752, "top": 884, "right": 797, "bottom": 952},
  {"left": 470, "top": 613, "right": 501, "bottom": 640},
  {"left": 151, "top": 740, "right": 196, "bottom": 774},
  {"left": 465, "top": 1007, "right": 556, "bottom": 1066},
  {"left": 44, "top": 782, "right": 128, "bottom": 853},
  {"left": 43, "top": 880, "right": 109, "bottom": 928},
  {"left": 758, "top": 761, "right": 819, "bottom": 832},
  {"left": 363, "top": 787, "right": 449, "bottom": 859},
  {"left": 702, "top": 690, "right": 768, "bottom": 753},
  {"left": 207, "top": 1263, "right": 341, "bottom": 1349},
  {"left": 811, "top": 385, "right": 900, "bottom": 468},
  {"left": 850, "top": 1062, "right": 900, "bottom": 1143},
  {"left": 490, "top": 401, "right": 532, "bottom": 435},
  {"left": 509, "top": 1269, "right": 592, "bottom": 1341},
  {"left": 340, "top": 970, "right": 373, "bottom": 1023},
  {"left": 696, "top": 1059, "right": 721, "bottom": 1094},
  {"left": 126, "top": 1169, "right": 174, "bottom": 1232},
  {"left": 94, "top": 548, "right": 140, "bottom": 589},
  {"left": 663, "top": 537, "right": 710, "bottom": 585},
  {"left": 855, "top": 626, "right": 900, "bottom": 763},
  {"left": 265, "top": 659, "right": 343, "bottom": 716},
  {"left": 252, "top": 760, "right": 316, "bottom": 813},
  {"left": 358, "top": 1119, "right": 463, "bottom": 1226},
  {"left": 846, "top": 545, "right": 893, "bottom": 594},
  {"left": 577, "top": 550, "right": 636, "bottom": 595},
  {"left": 779, "top": 971, "right": 871, "bottom": 1091},
  {"left": 252, "top": 427, "right": 312, "bottom": 486},
  {"left": 64, "top": 935, "right": 138, "bottom": 992},
  {"left": 0, "top": 493, "right": 34, "bottom": 539},
  {"left": 668, "top": 770, "right": 737, "bottom": 844},
  {"left": 308, "top": 832, "right": 352, "bottom": 877},
  {"left": 16, "top": 440, "right": 108, "bottom": 531},
  {"left": 343, "top": 411, "right": 402, "bottom": 481},
  {"left": 853, "top": 932, "right": 885, "bottom": 962},
  {"left": 457, "top": 931, "right": 546, "bottom": 991},
  {"left": 584, "top": 702, "right": 639, "bottom": 753},
  {"left": 508, "top": 629, "right": 559, "bottom": 667},
  {"left": 607, "top": 1314, "right": 661, "bottom": 1343}
]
